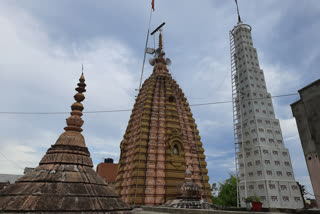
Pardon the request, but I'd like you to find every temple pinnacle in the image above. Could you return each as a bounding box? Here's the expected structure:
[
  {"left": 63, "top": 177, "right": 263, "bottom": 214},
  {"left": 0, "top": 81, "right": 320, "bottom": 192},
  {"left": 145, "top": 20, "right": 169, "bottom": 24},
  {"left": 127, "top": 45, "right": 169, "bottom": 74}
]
[
  {"left": 64, "top": 73, "right": 86, "bottom": 132},
  {"left": 159, "top": 30, "right": 163, "bottom": 50}
]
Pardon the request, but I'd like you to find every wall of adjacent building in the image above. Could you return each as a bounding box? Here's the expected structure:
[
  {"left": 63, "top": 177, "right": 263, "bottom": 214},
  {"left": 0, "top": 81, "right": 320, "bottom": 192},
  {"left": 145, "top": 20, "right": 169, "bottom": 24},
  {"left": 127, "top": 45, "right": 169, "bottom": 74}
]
[{"left": 291, "top": 79, "right": 320, "bottom": 208}]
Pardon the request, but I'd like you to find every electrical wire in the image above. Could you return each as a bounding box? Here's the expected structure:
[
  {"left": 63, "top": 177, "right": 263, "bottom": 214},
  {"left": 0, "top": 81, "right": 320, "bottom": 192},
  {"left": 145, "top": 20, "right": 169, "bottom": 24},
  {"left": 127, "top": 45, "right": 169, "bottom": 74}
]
[
  {"left": 0, "top": 93, "right": 299, "bottom": 115},
  {"left": 0, "top": 151, "right": 24, "bottom": 170}
]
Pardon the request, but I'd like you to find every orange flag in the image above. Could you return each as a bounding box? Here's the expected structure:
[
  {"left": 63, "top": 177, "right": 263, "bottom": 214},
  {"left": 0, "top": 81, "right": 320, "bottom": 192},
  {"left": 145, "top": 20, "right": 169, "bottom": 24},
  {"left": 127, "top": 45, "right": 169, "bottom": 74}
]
[{"left": 152, "top": 0, "right": 155, "bottom": 11}]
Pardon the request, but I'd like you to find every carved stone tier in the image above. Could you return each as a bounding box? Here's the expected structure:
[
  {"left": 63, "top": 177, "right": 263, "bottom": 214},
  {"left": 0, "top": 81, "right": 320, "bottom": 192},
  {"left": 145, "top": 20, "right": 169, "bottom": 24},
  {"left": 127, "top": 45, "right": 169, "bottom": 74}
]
[
  {"left": 0, "top": 74, "right": 132, "bottom": 213},
  {"left": 116, "top": 35, "right": 211, "bottom": 206}
]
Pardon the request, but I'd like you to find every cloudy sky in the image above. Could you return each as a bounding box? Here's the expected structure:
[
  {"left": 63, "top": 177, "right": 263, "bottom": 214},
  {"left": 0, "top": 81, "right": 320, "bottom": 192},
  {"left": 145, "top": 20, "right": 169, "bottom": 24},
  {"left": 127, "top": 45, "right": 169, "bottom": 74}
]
[{"left": 0, "top": 0, "right": 319, "bottom": 197}]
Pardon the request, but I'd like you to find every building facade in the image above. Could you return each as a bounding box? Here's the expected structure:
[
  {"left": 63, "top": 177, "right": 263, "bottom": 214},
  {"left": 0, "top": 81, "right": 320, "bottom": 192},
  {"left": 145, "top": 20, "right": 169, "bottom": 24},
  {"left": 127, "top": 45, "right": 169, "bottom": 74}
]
[
  {"left": 291, "top": 79, "right": 320, "bottom": 208},
  {"left": 115, "top": 33, "right": 211, "bottom": 206},
  {"left": 230, "top": 22, "right": 303, "bottom": 208},
  {"left": 96, "top": 158, "right": 118, "bottom": 186}
]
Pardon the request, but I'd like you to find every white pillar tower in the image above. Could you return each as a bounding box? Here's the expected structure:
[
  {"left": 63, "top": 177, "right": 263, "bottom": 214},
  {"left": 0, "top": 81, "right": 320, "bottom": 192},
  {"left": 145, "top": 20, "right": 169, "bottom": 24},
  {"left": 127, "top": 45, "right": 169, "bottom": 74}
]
[{"left": 230, "top": 1, "right": 304, "bottom": 209}]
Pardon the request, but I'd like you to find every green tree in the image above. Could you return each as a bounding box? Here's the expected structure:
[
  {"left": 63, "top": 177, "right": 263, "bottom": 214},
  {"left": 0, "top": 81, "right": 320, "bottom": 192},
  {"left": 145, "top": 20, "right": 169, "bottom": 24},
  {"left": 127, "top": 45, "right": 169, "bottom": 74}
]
[{"left": 211, "top": 173, "right": 237, "bottom": 207}]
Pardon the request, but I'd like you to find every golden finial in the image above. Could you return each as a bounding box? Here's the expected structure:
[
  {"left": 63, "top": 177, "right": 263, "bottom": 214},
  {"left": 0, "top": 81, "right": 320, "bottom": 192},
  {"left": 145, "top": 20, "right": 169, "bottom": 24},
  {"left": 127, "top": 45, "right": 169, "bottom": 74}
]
[
  {"left": 64, "top": 72, "right": 86, "bottom": 132},
  {"left": 159, "top": 30, "right": 163, "bottom": 50}
]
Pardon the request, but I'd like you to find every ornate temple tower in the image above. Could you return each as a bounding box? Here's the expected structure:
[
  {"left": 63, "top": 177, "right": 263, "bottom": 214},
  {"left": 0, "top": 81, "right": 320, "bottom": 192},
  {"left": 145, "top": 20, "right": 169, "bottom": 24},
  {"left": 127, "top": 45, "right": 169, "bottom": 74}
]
[
  {"left": 115, "top": 32, "right": 211, "bottom": 206},
  {"left": 230, "top": 3, "right": 303, "bottom": 209},
  {"left": 0, "top": 73, "right": 131, "bottom": 213}
]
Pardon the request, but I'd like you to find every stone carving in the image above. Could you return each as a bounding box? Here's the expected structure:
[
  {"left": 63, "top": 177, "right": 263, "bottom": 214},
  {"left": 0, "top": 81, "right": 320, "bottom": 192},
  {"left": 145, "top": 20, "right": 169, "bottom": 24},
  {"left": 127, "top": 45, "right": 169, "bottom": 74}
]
[
  {"left": 116, "top": 32, "right": 211, "bottom": 206},
  {"left": 0, "top": 73, "right": 132, "bottom": 213}
]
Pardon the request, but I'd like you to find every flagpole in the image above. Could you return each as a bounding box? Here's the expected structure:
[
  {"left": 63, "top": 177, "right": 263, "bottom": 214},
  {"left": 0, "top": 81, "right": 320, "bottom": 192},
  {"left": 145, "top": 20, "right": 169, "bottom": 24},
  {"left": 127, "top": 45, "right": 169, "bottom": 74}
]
[{"left": 138, "top": 7, "right": 153, "bottom": 91}]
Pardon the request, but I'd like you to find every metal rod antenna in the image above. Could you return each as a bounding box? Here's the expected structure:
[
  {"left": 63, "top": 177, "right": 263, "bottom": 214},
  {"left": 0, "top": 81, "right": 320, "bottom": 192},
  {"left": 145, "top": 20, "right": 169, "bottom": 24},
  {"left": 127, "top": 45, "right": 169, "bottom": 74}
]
[
  {"left": 138, "top": 7, "right": 153, "bottom": 91},
  {"left": 235, "top": 0, "right": 242, "bottom": 23},
  {"left": 150, "top": 22, "right": 165, "bottom": 35}
]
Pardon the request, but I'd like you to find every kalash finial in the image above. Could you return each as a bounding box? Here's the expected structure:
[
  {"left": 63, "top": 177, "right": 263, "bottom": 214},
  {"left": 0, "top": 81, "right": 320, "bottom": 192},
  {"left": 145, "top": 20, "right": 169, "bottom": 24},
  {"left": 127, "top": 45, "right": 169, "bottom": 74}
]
[
  {"left": 159, "top": 30, "right": 163, "bottom": 50},
  {"left": 64, "top": 71, "right": 86, "bottom": 132}
]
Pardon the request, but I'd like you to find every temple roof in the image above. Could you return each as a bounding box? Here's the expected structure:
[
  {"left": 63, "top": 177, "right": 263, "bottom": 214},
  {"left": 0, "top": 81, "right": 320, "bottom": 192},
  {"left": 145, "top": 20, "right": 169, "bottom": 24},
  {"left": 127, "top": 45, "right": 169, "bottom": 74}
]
[
  {"left": 0, "top": 73, "right": 132, "bottom": 213},
  {"left": 115, "top": 33, "right": 211, "bottom": 205}
]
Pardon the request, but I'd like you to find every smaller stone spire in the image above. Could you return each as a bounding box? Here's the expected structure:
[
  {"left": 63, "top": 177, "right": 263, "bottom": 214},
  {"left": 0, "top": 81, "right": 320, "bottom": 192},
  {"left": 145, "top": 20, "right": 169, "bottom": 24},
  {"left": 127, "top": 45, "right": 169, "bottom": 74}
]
[{"left": 64, "top": 72, "right": 86, "bottom": 132}]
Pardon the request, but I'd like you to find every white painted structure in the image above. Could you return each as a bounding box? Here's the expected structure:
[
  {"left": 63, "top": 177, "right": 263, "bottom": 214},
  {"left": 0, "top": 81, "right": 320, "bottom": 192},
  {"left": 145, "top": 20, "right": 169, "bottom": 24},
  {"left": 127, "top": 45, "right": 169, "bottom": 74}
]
[{"left": 230, "top": 22, "right": 304, "bottom": 209}]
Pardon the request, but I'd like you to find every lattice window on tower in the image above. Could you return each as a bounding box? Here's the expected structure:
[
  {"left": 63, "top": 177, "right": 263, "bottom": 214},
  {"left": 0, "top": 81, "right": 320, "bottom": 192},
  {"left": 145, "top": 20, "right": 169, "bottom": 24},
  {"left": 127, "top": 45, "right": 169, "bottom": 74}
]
[
  {"left": 254, "top": 150, "right": 259, "bottom": 155},
  {"left": 280, "top": 185, "right": 287, "bottom": 190},
  {"left": 284, "top": 161, "right": 290, "bottom": 166},
  {"left": 294, "top": 197, "right": 301, "bottom": 202},
  {"left": 276, "top": 171, "right": 282, "bottom": 176},
  {"left": 271, "top": 196, "right": 278, "bottom": 201},
  {"left": 283, "top": 196, "right": 289, "bottom": 202},
  {"left": 249, "top": 185, "right": 254, "bottom": 190},
  {"left": 269, "top": 139, "right": 274, "bottom": 143},
  {"left": 269, "top": 184, "right": 276, "bottom": 190},
  {"left": 258, "top": 184, "right": 264, "bottom": 189},
  {"left": 257, "top": 171, "right": 262, "bottom": 176},
  {"left": 256, "top": 160, "right": 261, "bottom": 165},
  {"left": 292, "top": 185, "right": 298, "bottom": 190},
  {"left": 273, "top": 151, "right": 278, "bottom": 155},
  {"left": 286, "top": 172, "right": 292, "bottom": 177},
  {"left": 265, "top": 160, "right": 271, "bottom": 165},
  {"left": 247, "top": 162, "right": 253, "bottom": 167},
  {"left": 275, "top": 161, "right": 280, "bottom": 166}
]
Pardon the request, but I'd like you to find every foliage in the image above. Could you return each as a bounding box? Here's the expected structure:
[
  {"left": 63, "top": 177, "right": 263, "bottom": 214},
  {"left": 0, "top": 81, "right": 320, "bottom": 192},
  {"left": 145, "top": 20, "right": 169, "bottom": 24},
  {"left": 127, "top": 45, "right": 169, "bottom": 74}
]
[
  {"left": 211, "top": 173, "right": 237, "bottom": 207},
  {"left": 245, "top": 195, "right": 261, "bottom": 203}
]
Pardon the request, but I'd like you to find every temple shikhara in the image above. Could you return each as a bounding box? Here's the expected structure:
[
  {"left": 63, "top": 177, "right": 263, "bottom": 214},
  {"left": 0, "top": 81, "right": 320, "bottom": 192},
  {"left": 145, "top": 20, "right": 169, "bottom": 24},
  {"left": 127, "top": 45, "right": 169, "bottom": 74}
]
[
  {"left": 115, "top": 32, "right": 211, "bottom": 205},
  {"left": 0, "top": 74, "right": 132, "bottom": 213}
]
